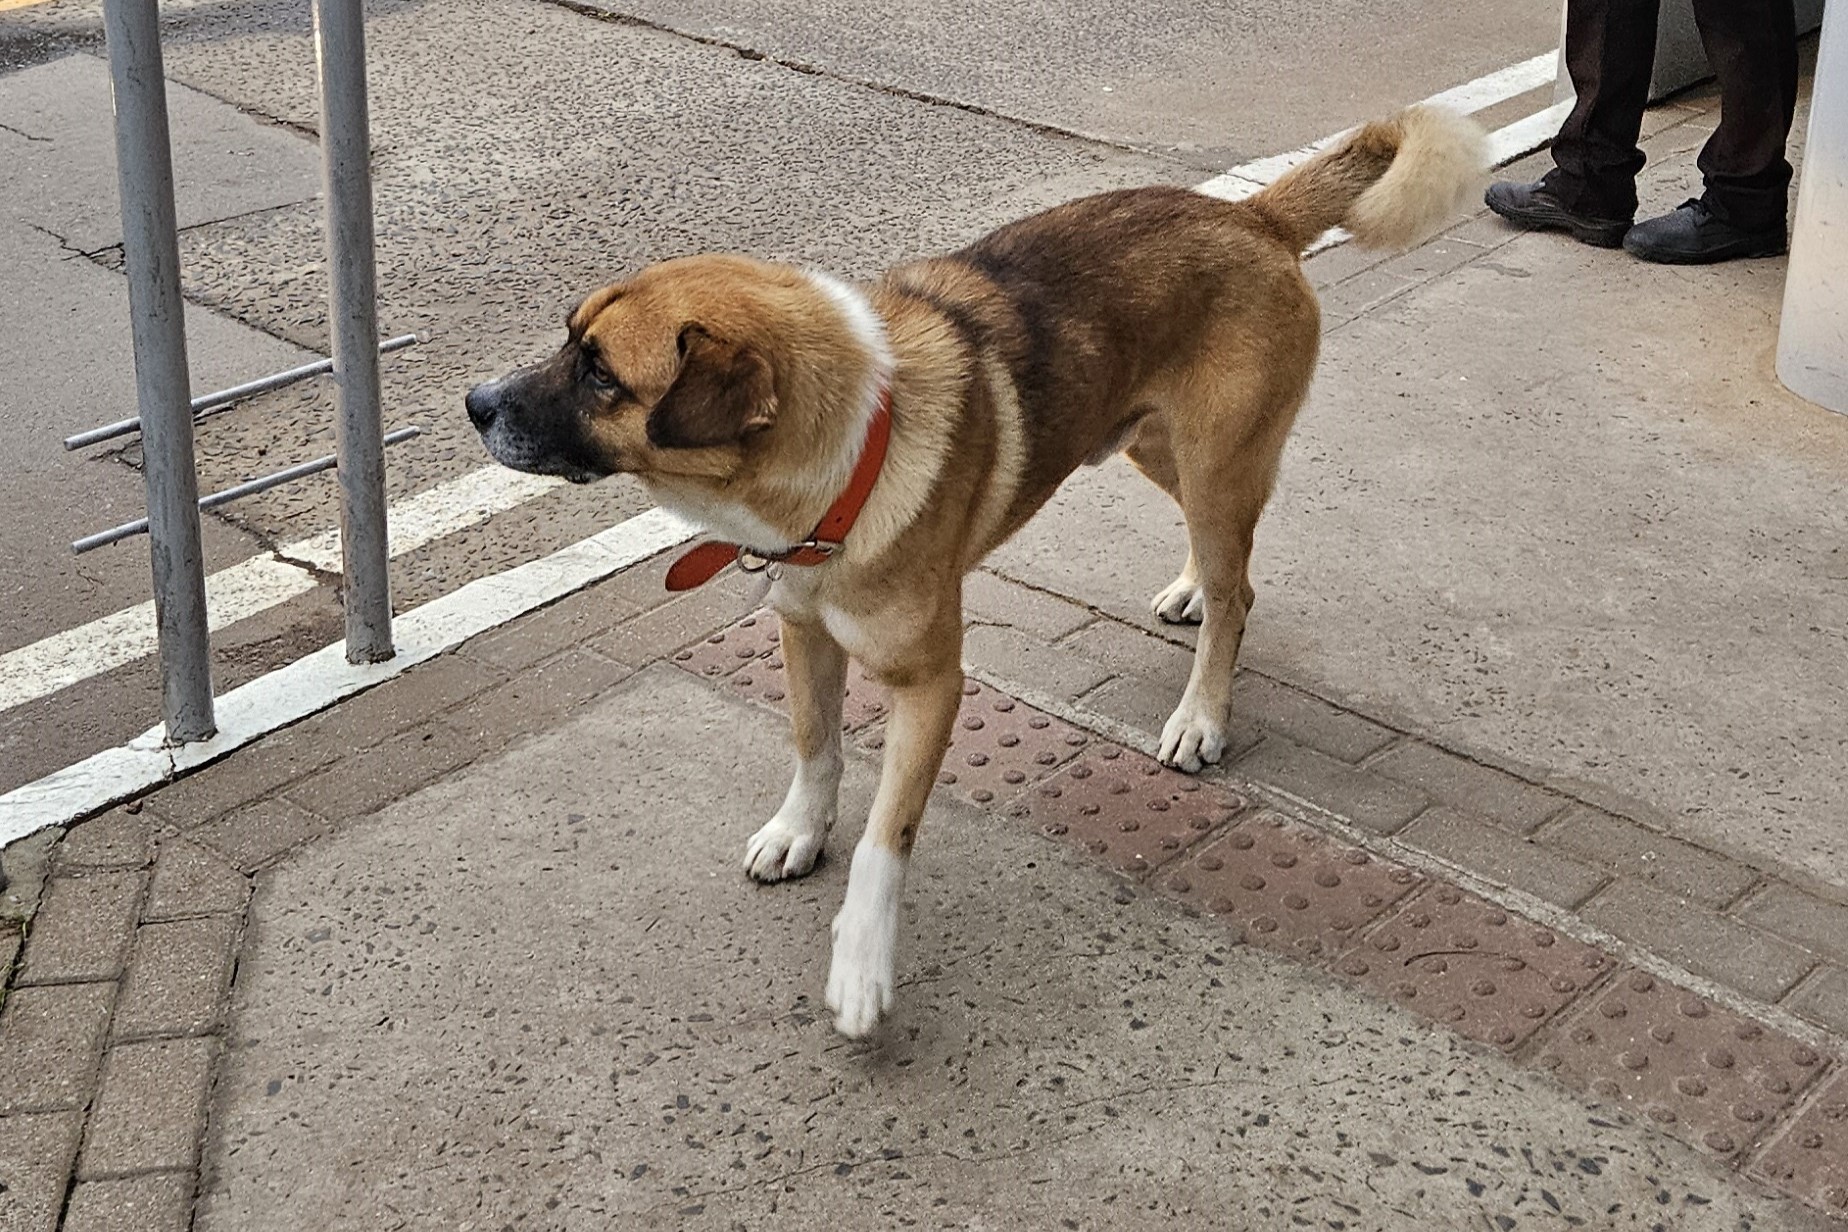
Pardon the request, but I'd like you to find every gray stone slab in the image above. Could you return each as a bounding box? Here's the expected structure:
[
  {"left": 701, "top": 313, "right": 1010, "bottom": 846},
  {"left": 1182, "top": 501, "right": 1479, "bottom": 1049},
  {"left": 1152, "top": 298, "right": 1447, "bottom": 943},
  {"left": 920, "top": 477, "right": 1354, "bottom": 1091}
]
[
  {"left": 195, "top": 667, "right": 1819, "bottom": 1230},
  {"left": 0, "top": 52, "right": 322, "bottom": 251},
  {"left": 590, "top": 0, "right": 1558, "bottom": 168}
]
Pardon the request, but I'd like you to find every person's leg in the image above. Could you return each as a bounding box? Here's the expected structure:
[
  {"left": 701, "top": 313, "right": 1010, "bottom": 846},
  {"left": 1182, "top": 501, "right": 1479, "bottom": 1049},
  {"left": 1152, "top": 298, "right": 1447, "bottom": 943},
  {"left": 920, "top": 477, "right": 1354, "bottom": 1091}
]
[
  {"left": 1692, "top": 0, "right": 1798, "bottom": 229},
  {"left": 1549, "top": 0, "right": 1662, "bottom": 219},
  {"left": 1622, "top": 0, "right": 1796, "bottom": 263},
  {"left": 1486, "top": 0, "right": 1657, "bottom": 245}
]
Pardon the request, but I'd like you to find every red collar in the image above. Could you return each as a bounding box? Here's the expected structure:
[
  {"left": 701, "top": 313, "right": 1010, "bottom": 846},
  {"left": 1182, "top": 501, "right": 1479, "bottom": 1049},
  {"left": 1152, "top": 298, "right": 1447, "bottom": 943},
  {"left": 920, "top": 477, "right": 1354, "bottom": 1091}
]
[{"left": 664, "top": 385, "right": 892, "bottom": 591}]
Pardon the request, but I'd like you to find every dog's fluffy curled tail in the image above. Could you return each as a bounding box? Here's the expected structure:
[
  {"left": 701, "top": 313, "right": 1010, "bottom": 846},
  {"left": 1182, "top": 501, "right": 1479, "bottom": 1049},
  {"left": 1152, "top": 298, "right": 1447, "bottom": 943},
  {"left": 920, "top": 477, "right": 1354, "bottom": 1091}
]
[{"left": 1251, "top": 105, "right": 1489, "bottom": 254}]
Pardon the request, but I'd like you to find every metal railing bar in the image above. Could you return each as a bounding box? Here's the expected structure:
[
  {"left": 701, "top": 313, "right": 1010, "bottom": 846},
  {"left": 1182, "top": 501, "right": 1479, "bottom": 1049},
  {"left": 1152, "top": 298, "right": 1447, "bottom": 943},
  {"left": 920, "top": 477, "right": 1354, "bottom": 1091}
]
[
  {"left": 62, "top": 333, "right": 420, "bottom": 452},
  {"left": 71, "top": 426, "right": 421, "bottom": 554}
]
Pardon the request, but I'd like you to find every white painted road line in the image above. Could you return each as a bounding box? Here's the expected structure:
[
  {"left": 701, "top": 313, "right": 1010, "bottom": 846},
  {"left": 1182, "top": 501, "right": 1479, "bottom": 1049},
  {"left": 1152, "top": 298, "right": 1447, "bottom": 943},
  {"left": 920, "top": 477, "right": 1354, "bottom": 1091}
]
[
  {"left": 0, "top": 466, "right": 563, "bottom": 715},
  {"left": 0, "top": 507, "right": 695, "bottom": 846}
]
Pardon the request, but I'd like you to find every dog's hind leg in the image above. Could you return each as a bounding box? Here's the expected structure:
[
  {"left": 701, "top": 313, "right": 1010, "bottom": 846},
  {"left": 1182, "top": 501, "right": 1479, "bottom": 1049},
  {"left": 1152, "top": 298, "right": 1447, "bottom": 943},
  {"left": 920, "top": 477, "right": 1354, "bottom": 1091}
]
[
  {"left": 1154, "top": 382, "right": 1301, "bottom": 774},
  {"left": 825, "top": 648, "right": 963, "bottom": 1037},
  {"left": 1125, "top": 419, "right": 1237, "bottom": 626},
  {"left": 745, "top": 614, "right": 848, "bottom": 882}
]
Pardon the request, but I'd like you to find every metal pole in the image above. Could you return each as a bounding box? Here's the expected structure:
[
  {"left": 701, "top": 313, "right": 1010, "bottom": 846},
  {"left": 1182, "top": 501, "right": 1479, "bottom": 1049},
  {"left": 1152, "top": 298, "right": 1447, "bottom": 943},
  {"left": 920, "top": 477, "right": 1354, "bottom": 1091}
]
[
  {"left": 312, "top": 0, "right": 395, "bottom": 663},
  {"left": 101, "top": 0, "right": 215, "bottom": 742},
  {"left": 1777, "top": 0, "right": 1848, "bottom": 415},
  {"left": 63, "top": 333, "right": 419, "bottom": 452}
]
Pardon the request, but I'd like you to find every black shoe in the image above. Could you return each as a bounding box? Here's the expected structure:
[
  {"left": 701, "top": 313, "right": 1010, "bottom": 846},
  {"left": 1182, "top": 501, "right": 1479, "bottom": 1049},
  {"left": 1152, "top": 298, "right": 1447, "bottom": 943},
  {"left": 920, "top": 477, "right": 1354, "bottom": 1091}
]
[
  {"left": 1484, "top": 179, "right": 1633, "bottom": 248},
  {"left": 1621, "top": 199, "right": 1787, "bottom": 264}
]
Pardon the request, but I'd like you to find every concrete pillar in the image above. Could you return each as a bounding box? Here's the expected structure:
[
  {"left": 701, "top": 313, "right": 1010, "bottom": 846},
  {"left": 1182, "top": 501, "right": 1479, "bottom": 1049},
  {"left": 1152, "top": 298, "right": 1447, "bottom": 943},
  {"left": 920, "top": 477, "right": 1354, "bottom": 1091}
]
[{"left": 1777, "top": 1, "right": 1848, "bottom": 414}]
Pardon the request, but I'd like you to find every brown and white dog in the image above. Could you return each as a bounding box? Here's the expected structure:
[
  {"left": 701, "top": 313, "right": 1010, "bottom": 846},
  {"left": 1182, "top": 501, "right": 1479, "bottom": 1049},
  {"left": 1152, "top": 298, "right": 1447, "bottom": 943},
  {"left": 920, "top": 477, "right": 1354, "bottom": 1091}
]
[{"left": 466, "top": 106, "right": 1487, "bottom": 1037}]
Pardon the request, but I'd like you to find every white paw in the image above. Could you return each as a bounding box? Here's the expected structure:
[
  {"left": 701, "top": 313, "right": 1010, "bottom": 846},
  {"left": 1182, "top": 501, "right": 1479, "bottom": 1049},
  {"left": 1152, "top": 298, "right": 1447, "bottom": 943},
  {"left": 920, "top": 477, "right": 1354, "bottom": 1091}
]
[
  {"left": 825, "top": 906, "right": 897, "bottom": 1038},
  {"left": 744, "top": 814, "right": 828, "bottom": 882},
  {"left": 1152, "top": 575, "right": 1205, "bottom": 624},
  {"left": 1158, "top": 703, "right": 1228, "bottom": 774}
]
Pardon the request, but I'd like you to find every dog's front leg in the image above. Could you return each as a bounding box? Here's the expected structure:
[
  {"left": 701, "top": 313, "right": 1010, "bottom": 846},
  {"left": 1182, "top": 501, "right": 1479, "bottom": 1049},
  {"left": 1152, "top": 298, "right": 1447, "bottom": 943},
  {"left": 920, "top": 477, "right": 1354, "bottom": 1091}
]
[
  {"left": 745, "top": 614, "right": 848, "bottom": 882},
  {"left": 826, "top": 659, "right": 962, "bottom": 1038}
]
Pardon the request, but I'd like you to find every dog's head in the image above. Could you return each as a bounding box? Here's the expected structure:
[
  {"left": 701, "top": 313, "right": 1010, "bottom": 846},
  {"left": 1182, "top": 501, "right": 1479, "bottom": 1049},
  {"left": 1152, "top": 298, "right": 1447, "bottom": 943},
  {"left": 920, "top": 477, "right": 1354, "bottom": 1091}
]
[{"left": 466, "top": 255, "right": 869, "bottom": 496}]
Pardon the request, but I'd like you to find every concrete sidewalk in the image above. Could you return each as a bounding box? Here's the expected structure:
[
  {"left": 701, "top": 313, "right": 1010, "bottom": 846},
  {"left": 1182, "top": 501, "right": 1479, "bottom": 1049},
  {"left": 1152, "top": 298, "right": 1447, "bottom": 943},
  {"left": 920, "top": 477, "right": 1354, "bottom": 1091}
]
[{"left": 5, "top": 33, "right": 1848, "bottom": 1232}]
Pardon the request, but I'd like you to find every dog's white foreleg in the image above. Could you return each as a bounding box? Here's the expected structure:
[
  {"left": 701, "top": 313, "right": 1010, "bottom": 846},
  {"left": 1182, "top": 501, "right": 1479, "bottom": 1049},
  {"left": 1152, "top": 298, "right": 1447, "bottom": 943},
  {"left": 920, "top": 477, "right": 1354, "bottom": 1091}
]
[
  {"left": 746, "top": 615, "right": 848, "bottom": 882},
  {"left": 826, "top": 659, "right": 961, "bottom": 1037}
]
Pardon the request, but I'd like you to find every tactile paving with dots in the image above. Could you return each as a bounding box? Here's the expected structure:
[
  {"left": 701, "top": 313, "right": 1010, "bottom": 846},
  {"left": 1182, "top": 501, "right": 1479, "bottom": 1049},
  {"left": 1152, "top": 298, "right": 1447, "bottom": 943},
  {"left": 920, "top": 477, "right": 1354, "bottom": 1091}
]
[
  {"left": 673, "top": 611, "right": 887, "bottom": 730},
  {"left": 1008, "top": 744, "right": 1247, "bottom": 875},
  {"left": 1339, "top": 885, "right": 1616, "bottom": 1052},
  {"left": 1155, "top": 810, "right": 1419, "bottom": 962},
  {"left": 878, "top": 680, "right": 1088, "bottom": 809},
  {"left": 1749, "top": 1069, "right": 1848, "bottom": 1219},
  {"left": 1536, "top": 970, "right": 1829, "bottom": 1161}
]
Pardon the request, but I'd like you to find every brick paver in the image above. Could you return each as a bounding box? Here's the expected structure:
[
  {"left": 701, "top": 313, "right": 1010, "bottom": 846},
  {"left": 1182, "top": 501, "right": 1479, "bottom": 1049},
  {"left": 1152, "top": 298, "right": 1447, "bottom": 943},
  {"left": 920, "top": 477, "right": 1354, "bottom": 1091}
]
[
  {"left": 62, "top": 1171, "right": 195, "bottom": 1232},
  {"left": 0, "top": 982, "right": 115, "bottom": 1113},
  {"left": 1580, "top": 879, "right": 1818, "bottom": 1005},
  {"left": 1541, "top": 804, "right": 1759, "bottom": 907},
  {"left": 1740, "top": 883, "right": 1848, "bottom": 959},
  {"left": 1401, "top": 807, "right": 1608, "bottom": 909},
  {"left": 964, "top": 570, "right": 1095, "bottom": 641},
  {"left": 0, "top": 1110, "right": 84, "bottom": 1232},
  {"left": 15, "top": 872, "right": 144, "bottom": 986},
  {"left": 1230, "top": 737, "right": 1429, "bottom": 835},
  {"left": 1232, "top": 673, "right": 1396, "bottom": 763},
  {"left": 190, "top": 797, "right": 334, "bottom": 874},
  {"left": 112, "top": 916, "right": 241, "bottom": 1041},
  {"left": 79, "top": 1036, "right": 219, "bottom": 1179},
  {"left": 1367, "top": 740, "right": 1563, "bottom": 833},
  {"left": 1751, "top": 1069, "right": 1848, "bottom": 1217},
  {"left": 50, "top": 809, "right": 153, "bottom": 874},
  {"left": 142, "top": 838, "right": 251, "bottom": 923}
]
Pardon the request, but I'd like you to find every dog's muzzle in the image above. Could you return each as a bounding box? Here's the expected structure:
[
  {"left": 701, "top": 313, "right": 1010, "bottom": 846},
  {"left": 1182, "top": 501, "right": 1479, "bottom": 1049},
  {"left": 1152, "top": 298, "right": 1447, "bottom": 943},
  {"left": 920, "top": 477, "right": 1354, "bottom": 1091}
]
[{"left": 464, "top": 381, "right": 502, "bottom": 431}]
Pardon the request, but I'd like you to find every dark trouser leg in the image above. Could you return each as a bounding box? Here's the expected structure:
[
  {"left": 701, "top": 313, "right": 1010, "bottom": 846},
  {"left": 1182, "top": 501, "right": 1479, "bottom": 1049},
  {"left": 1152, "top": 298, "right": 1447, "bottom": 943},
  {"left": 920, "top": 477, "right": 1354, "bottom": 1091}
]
[
  {"left": 1691, "top": 0, "right": 1798, "bottom": 228},
  {"left": 1550, "top": 0, "right": 1661, "bottom": 219}
]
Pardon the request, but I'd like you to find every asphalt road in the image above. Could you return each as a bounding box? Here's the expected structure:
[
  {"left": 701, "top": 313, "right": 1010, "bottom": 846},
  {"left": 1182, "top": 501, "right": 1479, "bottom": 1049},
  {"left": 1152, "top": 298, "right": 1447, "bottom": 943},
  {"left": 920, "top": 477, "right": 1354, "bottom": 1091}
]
[{"left": 0, "top": 0, "right": 1556, "bottom": 793}]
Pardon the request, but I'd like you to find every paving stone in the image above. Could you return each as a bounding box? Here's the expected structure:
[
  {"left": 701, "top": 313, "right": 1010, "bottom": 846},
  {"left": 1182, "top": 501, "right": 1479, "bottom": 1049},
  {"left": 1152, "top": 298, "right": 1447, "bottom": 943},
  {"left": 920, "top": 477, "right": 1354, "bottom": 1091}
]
[
  {"left": 15, "top": 871, "right": 144, "bottom": 985},
  {"left": 590, "top": 572, "right": 757, "bottom": 669},
  {"left": 52, "top": 808, "right": 155, "bottom": 873},
  {"left": 1080, "top": 675, "right": 1264, "bottom": 761},
  {"left": 866, "top": 680, "right": 1088, "bottom": 809},
  {"left": 63, "top": 1171, "right": 195, "bottom": 1232},
  {"left": 0, "top": 829, "right": 61, "bottom": 927},
  {"left": 1061, "top": 619, "right": 1195, "bottom": 684},
  {"left": 441, "top": 646, "right": 638, "bottom": 741},
  {"left": 0, "top": 1111, "right": 83, "bottom": 1232},
  {"left": 1373, "top": 235, "right": 1488, "bottom": 288},
  {"left": 0, "top": 982, "right": 115, "bottom": 1113},
  {"left": 1401, "top": 807, "right": 1609, "bottom": 909},
  {"left": 964, "top": 569, "right": 1095, "bottom": 641},
  {"left": 1318, "top": 268, "right": 1418, "bottom": 328},
  {"left": 1783, "top": 965, "right": 1848, "bottom": 1037},
  {"left": 1749, "top": 1068, "right": 1848, "bottom": 1219},
  {"left": 1011, "top": 744, "right": 1246, "bottom": 876},
  {"left": 141, "top": 719, "right": 343, "bottom": 828},
  {"left": 1230, "top": 737, "right": 1428, "bottom": 836},
  {"left": 1738, "top": 882, "right": 1848, "bottom": 962},
  {"left": 191, "top": 798, "right": 335, "bottom": 874},
  {"left": 282, "top": 721, "right": 488, "bottom": 825},
  {"left": 1442, "top": 212, "right": 1526, "bottom": 252},
  {"left": 675, "top": 613, "right": 887, "bottom": 729},
  {"left": 143, "top": 837, "right": 251, "bottom": 922},
  {"left": 1580, "top": 879, "right": 1818, "bottom": 1005},
  {"left": 457, "top": 581, "right": 644, "bottom": 672},
  {"left": 113, "top": 915, "right": 241, "bottom": 1041},
  {"left": 964, "top": 624, "right": 1113, "bottom": 702},
  {"left": 1538, "top": 971, "right": 1828, "bottom": 1163},
  {"left": 306, "top": 652, "right": 505, "bottom": 741},
  {"left": 1342, "top": 885, "right": 1615, "bottom": 1051},
  {"left": 1233, "top": 674, "right": 1395, "bottom": 763},
  {"left": 1303, "top": 238, "right": 1393, "bottom": 288},
  {"left": 1539, "top": 805, "right": 1757, "bottom": 907},
  {"left": 1156, "top": 810, "right": 1419, "bottom": 963},
  {"left": 79, "top": 1036, "right": 218, "bottom": 1179},
  {"left": 1367, "top": 741, "right": 1564, "bottom": 833}
]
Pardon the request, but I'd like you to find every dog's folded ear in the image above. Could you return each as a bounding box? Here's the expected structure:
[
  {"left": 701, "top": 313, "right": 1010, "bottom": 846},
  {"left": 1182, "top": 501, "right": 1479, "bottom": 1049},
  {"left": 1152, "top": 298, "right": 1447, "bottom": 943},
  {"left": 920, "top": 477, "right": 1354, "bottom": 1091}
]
[{"left": 646, "top": 324, "right": 778, "bottom": 450}]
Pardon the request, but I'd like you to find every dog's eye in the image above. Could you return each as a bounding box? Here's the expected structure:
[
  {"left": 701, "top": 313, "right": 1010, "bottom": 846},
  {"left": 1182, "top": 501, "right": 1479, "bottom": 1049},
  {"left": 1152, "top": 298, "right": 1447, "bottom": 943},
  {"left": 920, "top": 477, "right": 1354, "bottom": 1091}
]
[{"left": 583, "top": 353, "right": 619, "bottom": 392}]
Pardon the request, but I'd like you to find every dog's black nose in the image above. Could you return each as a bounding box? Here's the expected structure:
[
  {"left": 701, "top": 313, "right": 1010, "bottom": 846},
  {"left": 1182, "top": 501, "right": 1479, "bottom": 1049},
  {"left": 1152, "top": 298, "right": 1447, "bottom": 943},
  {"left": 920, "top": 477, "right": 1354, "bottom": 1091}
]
[{"left": 465, "top": 384, "right": 498, "bottom": 430}]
